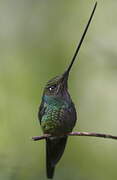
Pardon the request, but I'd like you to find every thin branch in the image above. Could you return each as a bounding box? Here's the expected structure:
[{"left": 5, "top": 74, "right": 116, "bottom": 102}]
[
  {"left": 32, "top": 134, "right": 51, "bottom": 141},
  {"left": 32, "top": 131, "right": 117, "bottom": 141}
]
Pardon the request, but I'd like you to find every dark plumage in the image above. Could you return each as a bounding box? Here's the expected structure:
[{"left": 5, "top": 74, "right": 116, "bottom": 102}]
[
  {"left": 46, "top": 137, "right": 67, "bottom": 178},
  {"left": 38, "top": 2, "right": 97, "bottom": 178}
]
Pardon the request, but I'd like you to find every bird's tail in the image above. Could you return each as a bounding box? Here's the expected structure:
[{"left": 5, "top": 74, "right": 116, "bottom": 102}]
[{"left": 46, "top": 136, "right": 68, "bottom": 179}]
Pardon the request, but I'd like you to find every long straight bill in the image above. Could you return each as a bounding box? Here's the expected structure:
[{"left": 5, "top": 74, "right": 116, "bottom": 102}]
[{"left": 66, "top": 2, "right": 97, "bottom": 74}]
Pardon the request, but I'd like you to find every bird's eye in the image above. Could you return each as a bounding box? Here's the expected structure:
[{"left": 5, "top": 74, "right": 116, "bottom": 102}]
[{"left": 49, "top": 85, "right": 57, "bottom": 91}]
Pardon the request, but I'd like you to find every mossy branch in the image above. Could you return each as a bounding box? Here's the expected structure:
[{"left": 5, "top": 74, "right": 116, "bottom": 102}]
[{"left": 32, "top": 131, "right": 117, "bottom": 141}]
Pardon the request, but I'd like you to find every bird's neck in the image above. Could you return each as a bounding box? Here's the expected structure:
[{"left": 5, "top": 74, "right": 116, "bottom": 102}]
[{"left": 43, "top": 93, "right": 71, "bottom": 106}]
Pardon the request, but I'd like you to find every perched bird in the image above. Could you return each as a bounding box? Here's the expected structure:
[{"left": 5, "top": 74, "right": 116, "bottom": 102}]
[{"left": 38, "top": 2, "right": 97, "bottom": 179}]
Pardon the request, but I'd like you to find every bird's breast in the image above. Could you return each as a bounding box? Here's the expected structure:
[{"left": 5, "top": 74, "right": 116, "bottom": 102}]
[
  {"left": 41, "top": 104, "right": 64, "bottom": 134},
  {"left": 41, "top": 100, "right": 76, "bottom": 135}
]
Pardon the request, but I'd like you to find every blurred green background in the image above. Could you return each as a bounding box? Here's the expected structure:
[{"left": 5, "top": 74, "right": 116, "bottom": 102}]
[{"left": 0, "top": 0, "right": 117, "bottom": 180}]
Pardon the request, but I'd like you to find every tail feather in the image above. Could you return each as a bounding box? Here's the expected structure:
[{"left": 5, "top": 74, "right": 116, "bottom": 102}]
[
  {"left": 46, "top": 136, "right": 67, "bottom": 179},
  {"left": 46, "top": 160, "right": 55, "bottom": 179}
]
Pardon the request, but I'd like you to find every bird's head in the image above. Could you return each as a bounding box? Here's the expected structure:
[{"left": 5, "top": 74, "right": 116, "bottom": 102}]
[{"left": 42, "top": 2, "right": 97, "bottom": 98}]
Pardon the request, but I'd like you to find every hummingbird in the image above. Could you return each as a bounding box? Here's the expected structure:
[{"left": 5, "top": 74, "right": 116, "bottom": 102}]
[{"left": 38, "top": 2, "right": 97, "bottom": 179}]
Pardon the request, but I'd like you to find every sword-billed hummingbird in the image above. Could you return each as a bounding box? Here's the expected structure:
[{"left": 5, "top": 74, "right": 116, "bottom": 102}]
[{"left": 38, "top": 2, "right": 97, "bottom": 178}]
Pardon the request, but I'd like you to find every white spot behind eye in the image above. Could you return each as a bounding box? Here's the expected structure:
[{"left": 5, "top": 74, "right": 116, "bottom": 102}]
[{"left": 49, "top": 85, "right": 56, "bottom": 91}]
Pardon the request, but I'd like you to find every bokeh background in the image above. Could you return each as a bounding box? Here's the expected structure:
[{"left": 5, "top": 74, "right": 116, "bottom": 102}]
[{"left": 0, "top": 0, "right": 117, "bottom": 180}]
